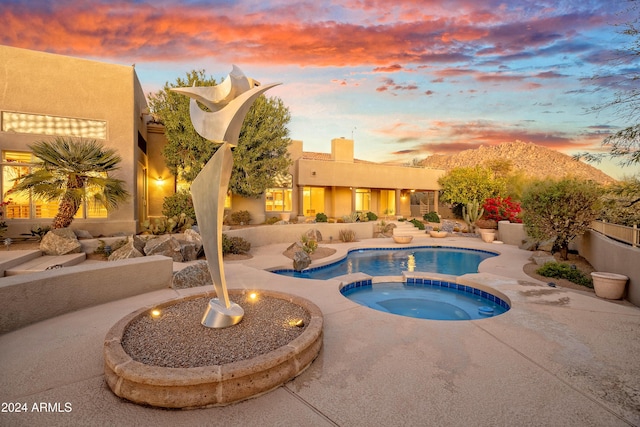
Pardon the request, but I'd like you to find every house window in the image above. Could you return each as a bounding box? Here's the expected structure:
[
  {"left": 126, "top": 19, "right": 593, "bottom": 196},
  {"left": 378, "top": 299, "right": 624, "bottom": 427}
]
[
  {"left": 303, "top": 186, "right": 324, "bottom": 216},
  {"left": 355, "top": 189, "right": 371, "bottom": 211},
  {"left": 265, "top": 173, "right": 292, "bottom": 212},
  {"left": 1, "top": 150, "right": 106, "bottom": 219},
  {"left": 380, "top": 189, "right": 396, "bottom": 217},
  {"left": 1, "top": 111, "right": 107, "bottom": 139}
]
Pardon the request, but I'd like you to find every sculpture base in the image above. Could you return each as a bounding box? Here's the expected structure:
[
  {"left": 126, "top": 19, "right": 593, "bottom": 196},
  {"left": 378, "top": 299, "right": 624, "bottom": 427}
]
[{"left": 201, "top": 298, "right": 244, "bottom": 328}]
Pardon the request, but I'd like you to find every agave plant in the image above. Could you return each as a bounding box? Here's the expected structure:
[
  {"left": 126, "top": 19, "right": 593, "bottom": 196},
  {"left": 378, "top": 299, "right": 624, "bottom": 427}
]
[{"left": 10, "top": 137, "right": 129, "bottom": 229}]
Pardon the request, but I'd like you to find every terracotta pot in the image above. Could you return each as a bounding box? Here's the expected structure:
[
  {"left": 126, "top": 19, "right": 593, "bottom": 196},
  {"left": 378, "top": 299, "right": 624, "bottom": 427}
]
[
  {"left": 429, "top": 231, "right": 448, "bottom": 238},
  {"left": 591, "top": 272, "right": 628, "bottom": 300}
]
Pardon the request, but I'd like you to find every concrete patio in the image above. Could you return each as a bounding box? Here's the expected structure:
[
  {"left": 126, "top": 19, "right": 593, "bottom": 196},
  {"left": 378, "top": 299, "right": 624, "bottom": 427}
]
[{"left": 1, "top": 236, "right": 639, "bottom": 426}]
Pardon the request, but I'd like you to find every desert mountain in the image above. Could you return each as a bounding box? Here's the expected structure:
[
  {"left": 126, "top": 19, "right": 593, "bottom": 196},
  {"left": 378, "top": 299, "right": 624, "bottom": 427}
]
[{"left": 419, "top": 141, "right": 616, "bottom": 185}]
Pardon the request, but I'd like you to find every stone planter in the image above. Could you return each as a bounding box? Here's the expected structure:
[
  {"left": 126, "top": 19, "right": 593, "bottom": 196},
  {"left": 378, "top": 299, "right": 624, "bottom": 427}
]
[
  {"left": 393, "top": 235, "right": 413, "bottom": 244},
  {"left": 279, "top": 212, "right": 291, "bottom": 221},
  {"left": 497, "top": 221, "right": 526, "bottom": 246},
  {"left": 591, "top": 272, "right": 628, "bottom": 300},
  {"left": 480, "top": 231, "right": 495, "bottom": 243},
  {"left": 429, "top": 231, "right": 448, "bottom": 238}
]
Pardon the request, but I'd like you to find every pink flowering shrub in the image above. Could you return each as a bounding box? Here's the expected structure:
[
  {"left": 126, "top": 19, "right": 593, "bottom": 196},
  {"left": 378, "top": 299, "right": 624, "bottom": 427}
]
[{"left": 482, "top": 196, "right": 522, "bottom": 223}]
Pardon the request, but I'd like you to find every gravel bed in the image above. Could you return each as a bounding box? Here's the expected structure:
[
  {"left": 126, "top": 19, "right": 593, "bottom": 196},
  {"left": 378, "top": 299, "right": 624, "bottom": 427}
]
[{"left": 121, "top": 295, "right": 311, "bottom": 368}]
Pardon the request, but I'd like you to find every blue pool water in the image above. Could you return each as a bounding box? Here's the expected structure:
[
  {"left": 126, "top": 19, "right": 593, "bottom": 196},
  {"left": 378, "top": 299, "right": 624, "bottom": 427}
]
[
  {"left": 273, "top": 246, "right": 496, "bottom": 280},
  {"left": 341, "top": 281, "right": 509, "bottom": 320}
]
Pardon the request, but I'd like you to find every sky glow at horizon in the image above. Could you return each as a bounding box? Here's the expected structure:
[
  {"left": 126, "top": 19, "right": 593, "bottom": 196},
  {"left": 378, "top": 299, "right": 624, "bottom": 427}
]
[{"left": 1, "top": 0, "right": 638, "bottom": 179}]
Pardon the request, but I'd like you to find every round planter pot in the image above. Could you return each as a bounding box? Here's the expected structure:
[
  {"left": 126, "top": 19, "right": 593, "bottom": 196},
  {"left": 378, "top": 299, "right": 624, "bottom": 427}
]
[
  {"left": 480, "top": 231, "right": 495, "bottom": 243},
  {"left": 393, "top": 235, "right": 413, "bottom": 244},
  {"left": 591, "top": 272, "right": 628, "bottom": 300},
  {"left": 429, "top": 231, "right": 448, "bottom": 238}
]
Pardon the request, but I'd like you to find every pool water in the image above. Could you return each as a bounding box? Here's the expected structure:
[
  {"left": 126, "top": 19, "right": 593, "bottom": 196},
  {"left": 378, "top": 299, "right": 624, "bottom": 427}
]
[
  {"left": 342, "top": 282, "right": 509, "bottom": 320},
  {"left": 274, "top": 246, "right": 496, "bottom": 280}
]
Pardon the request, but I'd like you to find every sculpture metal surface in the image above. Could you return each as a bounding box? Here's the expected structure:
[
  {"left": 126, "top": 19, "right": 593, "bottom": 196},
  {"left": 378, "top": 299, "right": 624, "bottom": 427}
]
[{"left": 172, "top": 66, "right": 280, "bottom": 328}]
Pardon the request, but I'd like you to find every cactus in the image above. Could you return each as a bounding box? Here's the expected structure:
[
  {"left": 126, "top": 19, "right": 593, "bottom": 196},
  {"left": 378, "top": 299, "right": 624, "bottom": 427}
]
[{"left": 463, "top": 200, "right": 484, "bottom": 233}]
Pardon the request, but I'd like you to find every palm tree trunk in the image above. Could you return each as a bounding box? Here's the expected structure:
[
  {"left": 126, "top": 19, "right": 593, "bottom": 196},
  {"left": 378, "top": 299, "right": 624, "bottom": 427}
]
[{"left": 52, "top": 175, "right": 83, "bottom": 229}]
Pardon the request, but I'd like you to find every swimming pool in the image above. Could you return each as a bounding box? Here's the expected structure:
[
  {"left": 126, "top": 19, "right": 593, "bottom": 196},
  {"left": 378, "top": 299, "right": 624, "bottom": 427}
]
[
  {"left": 340, "top": 279, "right": 510, "bottom": 320},
  {"left": 273, "top": 246, "right": 497, "bottom": 280}
]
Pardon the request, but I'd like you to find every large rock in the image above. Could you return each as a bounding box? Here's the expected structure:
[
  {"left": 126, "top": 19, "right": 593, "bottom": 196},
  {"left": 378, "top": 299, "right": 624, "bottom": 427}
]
[
  {"left": 179, "top": 242, "right": 198, "bottom": 262},
  {"left": 40, "top": 229, "right": 82, "bottom": 255},
  {"left": 144, "top": 235, "right": 184, "bottom": 262},
  {"left": 183, "top": 229, "right": 203, "bottom": 251},
  {"left": 293, "top": 250, "right": 311, "bottom": 271},
  {"left": 380, "top": 222, "right": 397, "bottom": 238},
  {"left": 172, "top": 261, "right": 212, "bottom": 289},
  {"left": 304, "top": 228, "right": 322, "bottom": 242},
  {"left": 108, "top": 239, "right": 144, "bottom": 261}
]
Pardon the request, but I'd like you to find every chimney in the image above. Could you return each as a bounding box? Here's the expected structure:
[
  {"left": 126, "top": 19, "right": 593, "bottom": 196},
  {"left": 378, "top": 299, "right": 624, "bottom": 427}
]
[{"left": 331, "top": 137, "right": 354, "bottom": 162}]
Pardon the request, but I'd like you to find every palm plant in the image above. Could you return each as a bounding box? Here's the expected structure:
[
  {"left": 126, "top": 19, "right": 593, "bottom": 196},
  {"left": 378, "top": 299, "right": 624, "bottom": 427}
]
[{"left": 10, "top": 137, "right": 129, "bottom": 229}]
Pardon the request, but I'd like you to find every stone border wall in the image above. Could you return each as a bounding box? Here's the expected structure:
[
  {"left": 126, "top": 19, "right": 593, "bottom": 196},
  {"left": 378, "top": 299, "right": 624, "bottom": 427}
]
[
  {"left": 0, "top": 255, "right": 173, "bottom": 334},
  {"left": 578, "top": 230, "right": 640, "bottom": 306},
  {"left": 224, "top": 222, "right": 375, "bottom": 247}
]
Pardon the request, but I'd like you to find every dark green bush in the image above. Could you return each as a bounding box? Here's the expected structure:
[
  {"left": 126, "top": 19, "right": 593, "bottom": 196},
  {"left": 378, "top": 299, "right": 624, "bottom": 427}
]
[
  {"left": 162, "top": 190, "right": 196, "bottom": 225},
  {"left": 229, "top": 210, "right": 251, "bottom": 225},
  {"left": 536, "top": 262, "right": 593, "bottom": 288},
  {"left": 315, "top": 212, "right": 328, "bottom": 222},
  {"left": 222, "top": 234, "right": 251, "bottom": 254},
  {"left": 265, "top": 216, "right": 281, "bottom": 225},
  {"left": 366, "top": 211, "right": 378, "bottom": 221},
  {"left": 410, "top": 218, "right": 425, "bottom": 230},
  {"left": 423, "top": 211, "right": 440, "bottom": 223}
]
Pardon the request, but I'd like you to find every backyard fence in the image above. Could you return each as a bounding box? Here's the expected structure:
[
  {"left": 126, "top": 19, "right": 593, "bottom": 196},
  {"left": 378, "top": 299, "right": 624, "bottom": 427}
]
[{"left": 590, "top": 220, "right": 639, "bottom": 247}]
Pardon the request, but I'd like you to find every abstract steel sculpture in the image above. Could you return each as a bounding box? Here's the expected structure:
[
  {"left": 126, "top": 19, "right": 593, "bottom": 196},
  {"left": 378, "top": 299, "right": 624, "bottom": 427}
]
[{"left": 171, "top": 66, "right": 280, "bottom": 328}]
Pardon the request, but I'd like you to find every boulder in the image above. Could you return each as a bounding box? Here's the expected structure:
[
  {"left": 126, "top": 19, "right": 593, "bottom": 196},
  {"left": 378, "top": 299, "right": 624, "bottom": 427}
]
[
  {"left": 180, "top": 242, "right": 198, "bottom": 262},
  {"left": 144, "top": 235, "right": 184, "bottom": 262},
  {"left": 304, "top": 228, "right": 322, "bottom": 242},
  {"left": 40, "top": 229, "right": 82, "bottom": 255},
  {"left": 108, "top": 239, "right": 144, "bottom": 261},
  {"left": 531, "top": 251, "right": 556, "bottom": 266},
  {"left": 182, "top": 228, "right": 203, "bottom": 255},
  {"left": 172, "top": 261, "right": 212, "bottom": 289},
  {"left": 293, "top": 250, "right": 311, "bottom": 271},
  {"left": 381, "top": 223, "right": 397, "bottom": 238}
]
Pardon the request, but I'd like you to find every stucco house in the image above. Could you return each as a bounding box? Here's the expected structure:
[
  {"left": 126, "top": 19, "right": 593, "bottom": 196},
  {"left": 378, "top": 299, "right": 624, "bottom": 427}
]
[{"left": 1, "top": 45, "right": 445, "bottom": 237}]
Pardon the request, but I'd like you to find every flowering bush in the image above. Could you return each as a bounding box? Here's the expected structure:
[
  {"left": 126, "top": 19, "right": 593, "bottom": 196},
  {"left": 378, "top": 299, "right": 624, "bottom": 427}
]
[{"left": 482, "top": 197, "right": 522, "bottom": 223}]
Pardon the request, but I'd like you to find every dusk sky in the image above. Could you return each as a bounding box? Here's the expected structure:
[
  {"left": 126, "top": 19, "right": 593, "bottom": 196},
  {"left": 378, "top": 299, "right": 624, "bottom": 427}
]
[{"left": 2, "top": 0, "right": 639, "bottom": 179}]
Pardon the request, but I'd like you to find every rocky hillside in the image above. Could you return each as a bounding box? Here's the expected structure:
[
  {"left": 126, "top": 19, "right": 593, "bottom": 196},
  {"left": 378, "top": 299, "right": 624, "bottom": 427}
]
[{"left": 420, "top": 141, "right": 616, "bottom": 184}]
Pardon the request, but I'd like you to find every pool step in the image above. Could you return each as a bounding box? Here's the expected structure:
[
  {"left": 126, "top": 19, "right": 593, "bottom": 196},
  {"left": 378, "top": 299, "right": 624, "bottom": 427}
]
[{"left": 392, "top": 221, "right": 426, "bottom": 237}]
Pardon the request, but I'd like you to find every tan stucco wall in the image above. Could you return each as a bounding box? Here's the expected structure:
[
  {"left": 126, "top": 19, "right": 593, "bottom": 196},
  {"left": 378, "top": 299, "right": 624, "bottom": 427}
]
[{"left": 0, "top": 45, "right": 146, "bottom": 236}]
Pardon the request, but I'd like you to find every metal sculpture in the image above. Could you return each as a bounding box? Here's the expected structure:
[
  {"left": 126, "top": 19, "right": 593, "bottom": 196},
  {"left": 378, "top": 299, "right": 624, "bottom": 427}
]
[{"left": 171, "top": 66, "right": 280, "bottom": 328}]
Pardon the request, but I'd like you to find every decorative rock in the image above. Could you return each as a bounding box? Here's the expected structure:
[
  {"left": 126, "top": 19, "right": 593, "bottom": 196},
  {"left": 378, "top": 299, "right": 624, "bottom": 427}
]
[
  {"left": 179, "top": 242, "right": 198, "bottom": 262},
  {"left": 108, "top": 239, "right": 144, "bottom": 261},
  {"left": 182, "top": 228, "right": 203, "bottom": 255},
  {"left": 531, "top": 251, "right": 556, "bottom": 266},
  {"left": 303, "top": 228, "right": 322, "bottom": 242},
  {"left": 293, "top": 250, "right": 311, "bottom": 271},
  {"left": 381, "top": 223, "right": 396, "bottom": 237},
  {"left": 131, "top": 235, "right": 147, "bottom": 254},
  {"left": 172, "top": 261, "right": 212, "bottom": 289},
  {"left": 40, "top": 229, "right": 82, "bottom": 255},
  {"left": 286, "top": 241, "right": 303, "bottom": 252},
  {"left": 73, "top": 229, "right": 93, "bottom": 239},
  {"left": 144, "top": 235, "right": 184, "bottom": 262}
]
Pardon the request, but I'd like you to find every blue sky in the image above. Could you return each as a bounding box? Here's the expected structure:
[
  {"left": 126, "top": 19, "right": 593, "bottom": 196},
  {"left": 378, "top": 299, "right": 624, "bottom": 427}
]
[{"left": 2, "top": 0, "right": 638, "bottom": 179}]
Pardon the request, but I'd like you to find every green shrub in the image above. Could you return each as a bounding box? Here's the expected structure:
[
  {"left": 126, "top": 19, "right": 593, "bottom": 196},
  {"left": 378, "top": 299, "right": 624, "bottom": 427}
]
[
  {"left": 229, "top": 210, "right": 251, "bottom": 225},
  {"left": 265, "top": 216, "right": 281, "bottom": 225},
  {"left": 423, "top": 211, "right": 440, "bottom": 223},
  {"left": 300, "top": 234, "right": 318, "bottom": 254},
  {"left": 162, "top": 190, "right": 196, "bottom": 225},
  {"left": 222, "top": 234, "right": 251, "bottom": 254},
  {"left": 366, "top": 211, "right": 378, "bottom": 221},
  {"left": 410, "top": 218, "right": 425, "bottom": 230},
  {"left": 536, "top": 262, "right": 593, "bottom": 288},
  {"left": 315, "top": 212, "right": 328, "bottom": 222},
  {"left": 339, "top": 229, "right": 357, "bottom": 242}
]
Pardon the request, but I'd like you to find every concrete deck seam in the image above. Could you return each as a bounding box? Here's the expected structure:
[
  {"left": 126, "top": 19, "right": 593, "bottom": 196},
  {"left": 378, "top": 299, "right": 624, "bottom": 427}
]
[
  {"left": 282, "top": 384, "right": 341, "bottom": 426},
  {"left": 6, "top": 373, "right": 106, "bottom": 401},
  {"left": 472, "top": 322, "right": 637, "bottom": 426}
]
